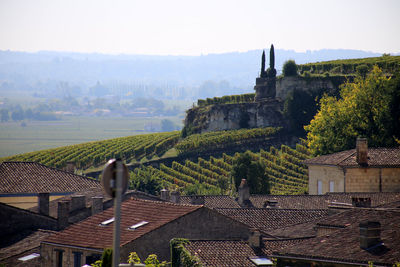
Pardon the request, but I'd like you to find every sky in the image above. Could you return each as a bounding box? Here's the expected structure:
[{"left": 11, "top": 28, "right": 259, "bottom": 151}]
[{"left": 0, "top": 0, "right": 399, "bottom": 56}]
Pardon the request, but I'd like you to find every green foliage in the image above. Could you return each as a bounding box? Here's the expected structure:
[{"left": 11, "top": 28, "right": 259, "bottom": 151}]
[
  {"left": 356, "top": 64, "right": 369, "bottom": 78},
  {"left": 261, "top": 50, "right": 266, "bottom": 77},
  {"left": 100, "top": 248, "right": 112, "bottom": 267},
  {"left": 298, "top": 55, "right": 400, "bottom": 75},
  {"left": 130, "top": 167, "right": 166, "bottom": 195},
  {"left": 283, "top": 60, "right": 298, "bottom": 77},
  {"left": 270, "top": 44, "right": 275, "bottom": 70},
  {"left": 0, "top": 131, "right": 180, "bottom": 169},
  {"left": 232, "top": 151, "right": 270, "bottom": 194},
  {"left": 91, "top": 261, "right": 102, "bottom": 267},
  {"left": 283, "top": 88, "right": 325, "bottom": 136},
  {"left": 170, "top": 238, "right": 201, "bottom": 267},
  {"left": 305, "top": 66, "right": 400, "bottom": 155},
  {"left": 196, "top": 93, "right": 255, "bottom": 107},
  {"left": 175, "top": 127, "right": 281, "bottom": 155},
  {"left": 128, "top": 252, "right": 142, "bottom": 264}
]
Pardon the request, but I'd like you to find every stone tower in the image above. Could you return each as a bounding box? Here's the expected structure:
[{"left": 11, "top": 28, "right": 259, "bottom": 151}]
[{"left": 254, "top": 44, "right": 276, "bottom": 101}]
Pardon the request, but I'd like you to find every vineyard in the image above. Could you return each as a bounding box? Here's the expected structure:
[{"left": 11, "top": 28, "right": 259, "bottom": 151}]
[
  {"left": 197, "top": 93, "right": 255, "bottom": 107},
  {"left": 175, "top": 127, "right": 281, "bottom": 155},
  {"left": 297, "top": 55, "right": 400, "bottom": 75},
  {"left": 135, "top": 140, "right": 311, "bottom": 195},
  {"left": 0, "top": 131, "right": 180, "bottom": 169}
]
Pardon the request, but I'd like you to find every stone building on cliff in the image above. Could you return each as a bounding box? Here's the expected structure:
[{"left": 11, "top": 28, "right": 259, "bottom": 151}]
[{"left": 183, "top": 45, "right": 338, "bottom": 134}]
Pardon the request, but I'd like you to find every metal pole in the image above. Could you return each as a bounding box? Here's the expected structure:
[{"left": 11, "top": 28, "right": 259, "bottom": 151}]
[{"left": 112, "top": 159, "right": 123, "bottom": 267}]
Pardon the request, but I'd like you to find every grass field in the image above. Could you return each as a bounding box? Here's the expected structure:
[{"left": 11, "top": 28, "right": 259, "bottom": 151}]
[{"left": 0, "top": 115, "right": 183, "bottom": 157}]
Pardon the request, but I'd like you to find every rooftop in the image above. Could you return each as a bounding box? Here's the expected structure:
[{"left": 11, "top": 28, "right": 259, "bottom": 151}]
[
  {"left": 43, "top": 198, "right": 201, "bottom": 249},
  {"left": 303, "top": 148, "right": 400, "bottom": 167},
  {"left": 215, "top": 208, "right": 331, "bottom": 235},
  {"left": 179, "top": 195, "right": 241, "bottom": 208},
  {"left": 0, "top": 162, "right": 101, "bottom": 194},
  {"left": 274, "top": 209, "right": 400, "bottom": 265}
]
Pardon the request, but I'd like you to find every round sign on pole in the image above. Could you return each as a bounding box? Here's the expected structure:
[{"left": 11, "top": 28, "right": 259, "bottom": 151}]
[{"left": 101, "top": 159, "right": 129, "bottom": 198}]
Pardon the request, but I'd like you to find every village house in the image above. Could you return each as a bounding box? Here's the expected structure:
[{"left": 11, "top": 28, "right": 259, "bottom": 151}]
[
  {"left": 304, "top": 138, "right": 400, "bottom": 195},
  {"left": 40, "top": 198, "right": 253, "bottom": 266}
]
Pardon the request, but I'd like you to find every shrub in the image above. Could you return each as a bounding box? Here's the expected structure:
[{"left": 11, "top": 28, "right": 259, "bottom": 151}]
[{"left": 283, "top": 60, "right": 298, "bottom": 76}]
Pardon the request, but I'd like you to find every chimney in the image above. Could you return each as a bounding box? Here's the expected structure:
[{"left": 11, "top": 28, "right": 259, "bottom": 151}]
[
  {"left": 170, "top": 191, "right": 180, "bottom": 204},
  {"left": 65, "top": 161, "right": 76, "bottom": 173},
  {"left": 38, "top": 192, "right": 50, "bottom": 216},
  {"left": 91, "top": 196, "right": 103, "bottom": 215},
  {"left": 238, "top": 179, "right": 250, "bottom": 206},
  {"left": 356, "top": 137, "right": 368, "bottom": 166},
  {"left": 359, "top": 221, "right": 381, "bottom": 249},
  {"left": 190, "top": 195, "right": 205, "bottom": 205},
  {"left": 160, "top": 189, "right": 170, "bottom": 201},
  {"left": 58, "top": 200, "right": 70, "bottom": 230},
  {"left": 248, "top": 230, "right": 262, "bottom": 248},
  {"left": 70, "top": 195, "right": 86, "bottom": 212},
  {"left": 352, "top": 197, "right": 371, "bottom": 208}
]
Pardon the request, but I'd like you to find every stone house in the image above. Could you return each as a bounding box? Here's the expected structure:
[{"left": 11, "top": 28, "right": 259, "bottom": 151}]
[
  {"left": 40, "top": 198, "right": 253, "bottom": 266},
  {"left": 0, "top": 162, "right": 102, "bottom": 209},
  {"left": 304, "top": 138, "right": 400, "bottom": 195}
]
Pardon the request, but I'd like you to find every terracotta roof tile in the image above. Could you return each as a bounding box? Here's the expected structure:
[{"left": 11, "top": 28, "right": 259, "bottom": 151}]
[
  {"left": 179, "top": 195, "right": 241, "bottom": 208},
  {"left": 184, "top": 240, "right": 257, "bottom": 267},
  {"left": 0, "top": 162, "right": 101, "bottom": 194},
  {"left": 43, "top": 198, "right": 201, "bottom": 249},
  {"left": 215, "top": 208, "right": 331, "bottom": 234},
  {"left": 274, "top": 209, "right": 400, "bottom": 265},
  {"left": 249, "top": 192, "right": 400, "bottom": 209},
  {"left": 304, "top": 148, "right": 400, "bottom": 167}
]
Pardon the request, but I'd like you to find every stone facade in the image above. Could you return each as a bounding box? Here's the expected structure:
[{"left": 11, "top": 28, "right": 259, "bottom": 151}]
[{"left": 276, "top": 76, "right": 336, "bottom": 100}]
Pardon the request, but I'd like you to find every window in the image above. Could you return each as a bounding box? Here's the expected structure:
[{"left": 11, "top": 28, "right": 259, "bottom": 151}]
[
  {"left": 18, "top": 253, "right": 40, "bottom": 261},
  {"left": 129, "top": 221, "right": 148, "bottom": 230},
  {"left": 55, "top": 249, "right": 64, "bottom": 267},
  {"left": 73, "top": 252, "right": 82, "bottom": 267},
  {"left": 317, "top": 180, "right": 323, "bottom": 195},
  {"left": 329, "top": 181, "right": 335, "bottom": 192},
  {"left": 249, "top": 256, "right": 273, "bottom": 266},
  {"left": 99, "top": 217, "right": 114, "bottom": 226}
]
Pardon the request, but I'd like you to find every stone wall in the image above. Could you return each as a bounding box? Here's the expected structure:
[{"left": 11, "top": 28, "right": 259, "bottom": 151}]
[
  {"left": 121, "top": 207, "right": 252, "bottom": 261},
  {"left": 0, "top": 203, "right": 58, "bottom": 247},
  {"left": 308, "top": 165, "right": 345, "bottom": 195},
  {"left": 276, "top": 76, "right": 336, "bottom": 100},
  {"left": 184, "top": 99, "right": 286, "bottom": 134}
]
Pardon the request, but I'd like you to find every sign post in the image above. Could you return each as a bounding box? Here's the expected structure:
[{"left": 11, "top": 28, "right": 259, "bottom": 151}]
[{"left": 101, "top": 158, "right": 128, "bottom": 267}]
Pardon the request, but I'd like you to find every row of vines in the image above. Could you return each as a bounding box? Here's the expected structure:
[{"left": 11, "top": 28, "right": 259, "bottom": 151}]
[
  {"left": 0, "top": 131, "right": 180, "bottom": 169},
  {"left": 138, "top": 140, "right": 311, "bottom": 195}
]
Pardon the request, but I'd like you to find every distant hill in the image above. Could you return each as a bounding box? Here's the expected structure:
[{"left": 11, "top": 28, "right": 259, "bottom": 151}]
[{"left": 0, "top": 49, "right": 388, "bottom": 91}]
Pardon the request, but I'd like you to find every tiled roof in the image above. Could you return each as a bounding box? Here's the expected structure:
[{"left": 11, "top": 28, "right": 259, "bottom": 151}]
[
  {"left": 248, "top": 192, "right": 400, "bottom": 209},
  {"left": 262, "top": 238, "right": 312, "bottom": 256},
  {"left": 215, "top": 208, "right": 331, "bottom": 234},
  {"left": 179, "top": 195, "right": 241, "bottom": 208},
  {"left": 267, "top": 221, "right": 319, "bottom": 239},
  {"left": 0, "top": 229, "right": 56, "bottom": 267},
  {"left": 304, "top": 148, "right": 400, "bottom": 167},
  {"left": 184, "top": 240, "right": 257, "bottom": 267},
  {"left": 0, "top": 162, "right": 101, "bottom": 194},
  {"left": 43, "top": 198, "right": 201, "bottom": 249},
  {"left": 274, "top": 209, "right": 400, "bottom": 265}
]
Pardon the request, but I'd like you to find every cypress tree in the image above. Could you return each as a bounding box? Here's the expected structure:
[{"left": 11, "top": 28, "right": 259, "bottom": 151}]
[
  {"left": 261, "top": 50, "right": 266, "bottom": 77},
  {"left": 270, "top": 44, "right": 275, "bottom": 70}
]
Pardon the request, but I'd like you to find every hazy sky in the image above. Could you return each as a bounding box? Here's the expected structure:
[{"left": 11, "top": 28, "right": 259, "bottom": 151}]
[{"left": 0, "top": 0, "right": 399, "bottom": 55}]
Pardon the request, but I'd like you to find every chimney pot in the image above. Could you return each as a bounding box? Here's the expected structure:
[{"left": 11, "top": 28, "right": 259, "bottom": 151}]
[
  {"left": 58, "top": 200, "right": 70, "bottom": 230},
  {"left": 38, "top": 192, "right": 50, "bottom": 216},
  {"left": 352, "top": 197, "right": 371, "bottom": 208},
  {"left": 238, "top": 179, "right": 250, "bottom": 206},
  {"left": 360, "top": 221, "right": 381, "bottom": 249},
  {"left": 160, "top": 189, "right": 170, "bottom": 201},
  {"left": 91, "top": 196, "right": 103, "bottom": 215},
  {"left": 170, "top": 191, "right": 180, "bottom": 204},
  {"left": 356, "top": 137, "right": 368, "bottom": 166},
  {"left": 190, "top": 195, "right": 205, "bottom": 205}
]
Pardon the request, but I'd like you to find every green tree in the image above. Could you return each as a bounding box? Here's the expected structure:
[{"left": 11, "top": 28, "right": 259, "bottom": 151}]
[
  {"left": 282, "top": 60, "right": 298, "bottom": 76},
  {"left": 270, "top": 44, "right": 275, "bottom": 70},
  {"left": 130, "top": 167, "right": 165, "bottom": 195},
  {"left": 305, "top": 66, "right": 400, "bottom": 155},
  {"left": 260, "top": 50, "right": 266, "bottom": 77},
  {"left": 231, "top": 151, "right": 270, "bottom": 194},
  {"left": 100, "top": 248, "right": 112, "bottom": 267}
]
